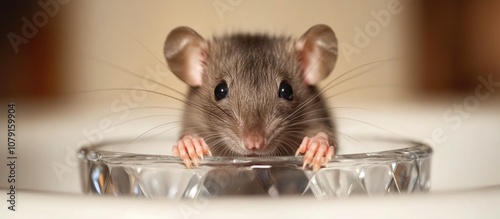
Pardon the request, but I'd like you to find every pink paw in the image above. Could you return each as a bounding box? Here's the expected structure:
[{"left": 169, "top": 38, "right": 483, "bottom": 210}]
[
  {"left": 295, "top": 132, "right": 334, "bottom": 171},
  {"left": 172, "top": 135, "right": 211, "bottom": 168}
]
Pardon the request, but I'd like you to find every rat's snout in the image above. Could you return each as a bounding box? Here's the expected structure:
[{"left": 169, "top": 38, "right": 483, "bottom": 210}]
[{"left": 243, "top": 132, "right": 266, "bottom": 151}]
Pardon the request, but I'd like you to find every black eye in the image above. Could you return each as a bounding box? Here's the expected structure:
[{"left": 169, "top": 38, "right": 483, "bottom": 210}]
[
  {"left": 214, "top": 81, "right": 229, "bottom": 101},
  {"left": 278, "top": 80, "right": 293, "bottom": 101}
]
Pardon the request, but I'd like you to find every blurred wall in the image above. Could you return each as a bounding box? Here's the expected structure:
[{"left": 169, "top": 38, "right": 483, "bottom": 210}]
[
  {"left": 0, "top": 1, "right": 65, "bottom": 98},
  {"left": 419, "top": 1, "right": 500, "bottom": 95},
  {"left": 1, "top": 0, "right": 499, "bottom": 100},
  {"left": 1, "top": 0, "right": 416, "bottom": 103}
]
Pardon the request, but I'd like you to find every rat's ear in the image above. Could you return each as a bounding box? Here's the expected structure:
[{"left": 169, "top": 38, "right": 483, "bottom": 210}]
[
  {"left": 164, "top": 26, "right": 207, "bottom": 87},
  {"left": 295, "top": 24, "right": 338, "bottom": 85}
]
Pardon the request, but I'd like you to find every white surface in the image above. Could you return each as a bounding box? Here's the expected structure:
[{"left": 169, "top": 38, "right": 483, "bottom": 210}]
[{"left": 2, "top": 186, "right": 500, "bottom": 219}]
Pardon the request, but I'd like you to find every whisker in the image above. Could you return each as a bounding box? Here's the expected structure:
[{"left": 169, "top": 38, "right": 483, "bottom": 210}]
[
  {"left": 323, "top": 57, "right": 401, "bottom": 89},
  {"left": 106, "top": 115, "right": 180, "bottom": 131},
  {"left": 83, "top": 54, "right": 186, "bottom": 98},
  {"left": 75, "top": 88, "right": 232, "bottom": 127},
  {"left": 97, "top": 106, "right": 184, "bottom": 122},
  {"left": 286, "top": 58, "right": 400, "bottom": 123},
  {"left": 69, "top": 88, "right": 184, "bottom": 104},
  {"left": 336, "top": 131, "right": 364, "bottom": 148},
  {"left": 138, "top": 125, "right": 185, "bottom": 146},
  {"left": 285, "top": 106, "right": 375, "bottom": 123},
  {"left": 123, "top": 122, "right": 180, "bottom": 147},
  {"left": 293, "top": 118, "right": 331, "bottom": 127},
  {"left": 334, "top": 117, "right": 404, "bottom": 138},
  {"left": 324, "top": 84, "right": 402, "bottom": 100},
  {"left": 274, "top": 138, "right": 298, "bottom": 151}
]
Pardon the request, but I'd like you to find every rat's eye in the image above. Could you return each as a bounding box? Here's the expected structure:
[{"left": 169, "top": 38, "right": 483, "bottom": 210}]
[
  {"left": 278, "top": 80, "right": 293, "bottom": 101},
  {"left": 214, "top": 81, "right": 229, "bottom": 101}
]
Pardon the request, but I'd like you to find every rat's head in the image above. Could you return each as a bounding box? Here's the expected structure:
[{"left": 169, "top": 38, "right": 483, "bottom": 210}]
[{"left": 164, "top": 24, "right": 338, "bottom": 156}]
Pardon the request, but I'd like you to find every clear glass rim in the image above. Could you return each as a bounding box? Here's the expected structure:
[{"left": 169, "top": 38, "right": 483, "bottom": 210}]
[{"left": 78, "top": 137, "right": 432, "bottom": 166}]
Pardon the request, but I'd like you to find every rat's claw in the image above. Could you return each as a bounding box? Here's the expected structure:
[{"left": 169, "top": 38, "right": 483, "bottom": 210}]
[
  {"left": 295, "top": 136, "right": 310, "bottom": 156},
  {"left": 172, "top": 135, "right": 212, "bottom": 168},
  {"left": 200, "top": 138, "right": 212, "bottom": 157},
  {"left": 296, "top": 132, "right": 334, "bottom": 171}
]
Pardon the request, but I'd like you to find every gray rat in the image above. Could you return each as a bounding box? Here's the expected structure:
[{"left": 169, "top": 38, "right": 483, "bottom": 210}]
[{"left": 164, "top": 24, "right": 338, "bottom": 171}]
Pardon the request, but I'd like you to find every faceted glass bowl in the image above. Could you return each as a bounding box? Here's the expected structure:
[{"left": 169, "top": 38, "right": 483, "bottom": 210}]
[{"left": 78, "top": 137, "right": 432, "bottom": 200}]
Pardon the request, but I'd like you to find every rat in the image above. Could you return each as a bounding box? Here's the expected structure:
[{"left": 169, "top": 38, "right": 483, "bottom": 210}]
[{"left": 163, "top": 24, "right": 338, "bottom": 171}]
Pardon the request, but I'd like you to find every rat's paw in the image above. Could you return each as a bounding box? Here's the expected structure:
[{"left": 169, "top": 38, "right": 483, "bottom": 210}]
[
  {"left": 295, "top": 132, "right": 334, "bottom": 171},
  {"left": 172, "top": 135, "right": 211, "bottom": 168}
]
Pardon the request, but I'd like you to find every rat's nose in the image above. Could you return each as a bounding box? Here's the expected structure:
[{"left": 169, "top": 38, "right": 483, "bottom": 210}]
[{"left": 243, "top": 133, "right": 265, "bottom": 150}]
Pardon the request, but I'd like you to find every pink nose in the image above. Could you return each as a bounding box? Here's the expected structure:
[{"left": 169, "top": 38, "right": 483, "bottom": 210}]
[{"left": 243, "top": 134, "right": 265, "bottom": 150}]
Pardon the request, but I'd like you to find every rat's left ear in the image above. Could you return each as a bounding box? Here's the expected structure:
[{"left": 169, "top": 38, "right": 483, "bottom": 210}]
[
  {"left": 295, "top": 24, "right": 338, "bottom": 85},
  {"left": 164, "top": 26, "right": 207, "bottom": 87}
]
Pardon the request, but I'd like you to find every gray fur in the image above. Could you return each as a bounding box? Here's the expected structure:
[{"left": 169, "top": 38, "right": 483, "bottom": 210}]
[{"left": 181, "top": 33, "right": 335, "bottom": 156}]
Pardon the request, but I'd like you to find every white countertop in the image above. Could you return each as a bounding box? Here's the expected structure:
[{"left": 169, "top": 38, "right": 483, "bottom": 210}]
[{"left": 2, "top": 186, "right": 500, "bottom": 219}]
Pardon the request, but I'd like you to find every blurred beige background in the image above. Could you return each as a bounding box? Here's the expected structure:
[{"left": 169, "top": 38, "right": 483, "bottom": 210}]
[
  {"left": 2, "top": 0, "right": 500, "bottom": 100},
  {"left": 2, "top": 0, "right": 421, "bottom": 103}
]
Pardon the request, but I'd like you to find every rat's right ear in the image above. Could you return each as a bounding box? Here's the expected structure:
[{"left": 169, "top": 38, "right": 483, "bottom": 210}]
[
  {"left": 164, "top": 26, "right": 207, "bottom": 87},
  {"left": 296, "top": 24, "right": 338, "bottom": 85}
]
